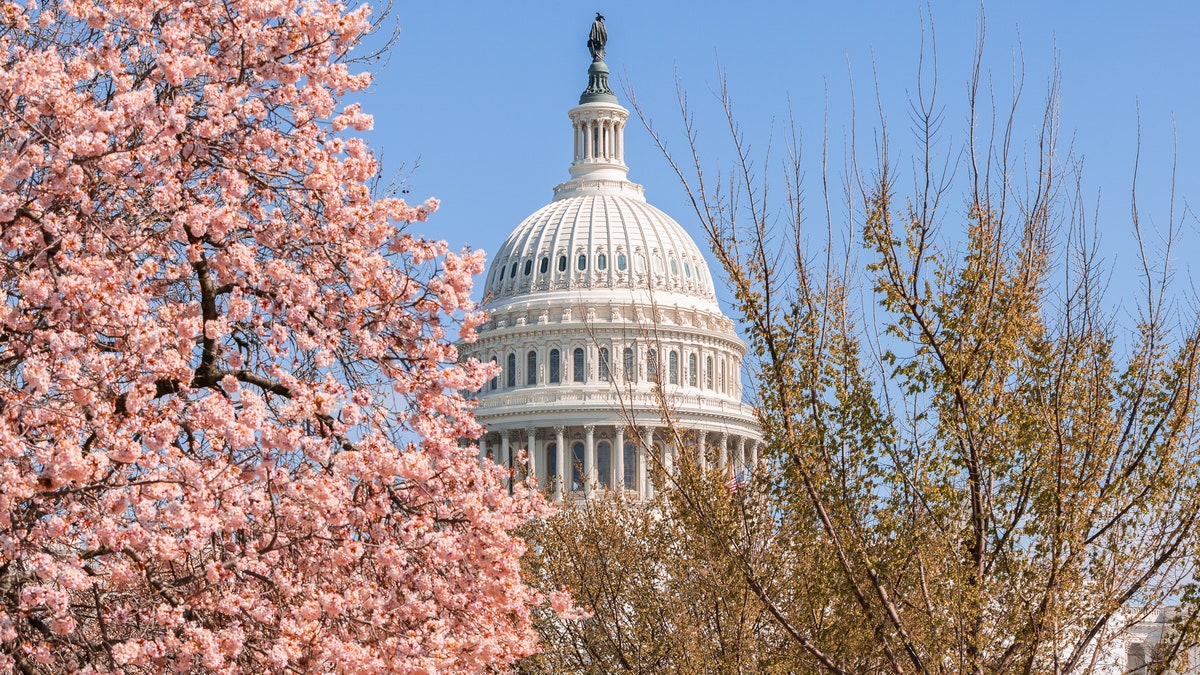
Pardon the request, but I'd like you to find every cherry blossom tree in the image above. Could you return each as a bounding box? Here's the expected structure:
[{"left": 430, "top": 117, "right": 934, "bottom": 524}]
[{"left": 0, "top": 1, "right": 550, "bottom": 672}]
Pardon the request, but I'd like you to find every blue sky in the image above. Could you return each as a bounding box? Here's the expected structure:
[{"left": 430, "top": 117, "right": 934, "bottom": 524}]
[{"left": 357, "top": 1, "right": 1200, "bottom": 312}]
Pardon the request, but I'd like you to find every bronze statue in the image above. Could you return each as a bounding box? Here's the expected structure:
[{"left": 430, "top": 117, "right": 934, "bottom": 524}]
[{"left": 588, "top": 13, "right": 607, "bottom": 62}]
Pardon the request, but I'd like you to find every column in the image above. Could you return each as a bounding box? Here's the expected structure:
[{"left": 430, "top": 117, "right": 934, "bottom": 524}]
[
  {"left": 719, "top": 433, "right": 728, "bottom": 470},
  {"left": 750, "top": 440, "right": 759, "bottom": 468},
  {"left": 637, "top": 426, "right": 650, "bottom": 500},
  {"left": 697, "top": 431, "right": 708, "bottom": 471},
  {"left": 584, "top": 425, "right": 596, "bottom": 497},
  {"left": 526, "top": 426, "right": 537, "bottom": 487},
  {"left": 615, "top": 426, "right": 626, "bottom": 494},
  {"left": 501, "top": 431, "right": 511, "bottom": 490},
  {"left": 479, "top": 435, "right": 489, "bottom": 466},
  {"left": 663, "top": 434, "right": 674, "bottom": 476},
  {"left": 737, "top": 437, "right": 746, "bottom": 473},
  {"left": 554, "top": 425, "right": 566, "bottom": 502},
  {"left": 643, "top": 426, "right": 655, "bottom": 499}
]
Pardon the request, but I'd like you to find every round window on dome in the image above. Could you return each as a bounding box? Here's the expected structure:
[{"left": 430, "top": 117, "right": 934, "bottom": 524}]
[
  {"left": 597, "top": 253, "right": 607, "bottom": 271},
  {"left": 617, "top": 253, "right": 627, "bottom": 271},
  {"left": 524, "top": 259, "right": 533, "bottom": 275},
  {"left": 684, "top": 261, "right": 692, "bottom": 278},
  {"left": 558, "top": 255, "right": 567, "bottom": 272},
  {"left": 670, "top": 259, "right": 679, "bottom": 276},
  {"left": 577, "top": 254, "right": 587, "bottom": 271},
  {"left": 540, "top": 257, "right": 549, "bottom": 274}
]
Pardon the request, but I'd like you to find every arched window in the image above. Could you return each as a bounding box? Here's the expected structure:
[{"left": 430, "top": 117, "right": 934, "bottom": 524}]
[
  {"left": 684, "top": 261, "right": 692, "bottom": 278},
  {"left": 635, "top": 254, "right": 645, "bottom": 273},
  {"left": 526, "top": 350, "right": 537, "bottom": 386},
  {"left": 597, "top": 253, "right": 608, "bottom": 270},
  {"left": 546, "top": 442, "right": 558, "bottom": 489},
  {"left": 653, "top": 257, "right": 664, "bottom": 274},
  {"left": 688, "top": 353, "right": 698, "bottom": 387},
  {"left": 523, "top": 259, "right": 533, "bottom": 275},
  {"left": 617, "top": 253, "right": 627, "bottom": 271},
  {"left": 670, "top": 259, "right": 679, "bottom": 275},
  {"left": 573, "top": 348, "right": 585, "bottom": 383},
  {"left": 597, "top": 441, "right": 611, "bottom": 489},
  {"left": 498, "top": 265, "right": 506, "bottom": 281},
  {"left": 572, "top": 441, "right": 585, "bottom": 490},
  {"left": 549, "top": 349, "right": 561, "bottom": 384},
  {"left": 598, "top": 347, "right": 611, "bottom": 381},
  {"left": 622, "top": 347, "right": 635, "bottom": 382},
  {"left": 646, "top": 348, "right": 658, "bottom": 382},
  {"left": 719, "top": 359, "right": 726, "bottom": 393},
  {"left": 489, "top": 357, "right": 498, "bottom": 391},
  {"left": 668, "top": 351, "right": 679, "bottom": 384},
  {"left": 510, "top": 261, "right": 518, "bottom": 279},
  {"left": 623, "top": 442, "right": 636, "bottom": 491},
  {"left": 706, "top": 355, "right": 713, "bottom": 389},
  {"left": 540, "top": 256, "right": 549, "bottom": 274},
  {"left": 506, "top": 353, "right": 517, "bottom": 388},
  {"left": 558, "top": 255, "right": 567, "bottom": 272},
  {"left": 577, "top": 254, "right": 587, "bottom": 271}
]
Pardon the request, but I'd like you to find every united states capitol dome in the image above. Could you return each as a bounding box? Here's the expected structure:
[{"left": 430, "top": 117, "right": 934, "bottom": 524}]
[{"left": 463, "top": 16, "right": 760, "bottom": 502}]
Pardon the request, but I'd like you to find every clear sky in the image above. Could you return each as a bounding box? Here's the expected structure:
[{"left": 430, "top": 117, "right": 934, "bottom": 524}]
[{"left": 356, "top": 1, "right": 1200, "bottom": 312}]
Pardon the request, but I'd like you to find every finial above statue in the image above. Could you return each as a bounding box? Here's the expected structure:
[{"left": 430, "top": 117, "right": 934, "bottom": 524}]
[{"left": 588, "top": 12, "right": 607, "bottom": 62}]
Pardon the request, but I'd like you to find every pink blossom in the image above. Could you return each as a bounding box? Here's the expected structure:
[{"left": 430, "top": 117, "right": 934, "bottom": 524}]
[{"left": 0, "top": 1, "right": 552, "bottom": 672}]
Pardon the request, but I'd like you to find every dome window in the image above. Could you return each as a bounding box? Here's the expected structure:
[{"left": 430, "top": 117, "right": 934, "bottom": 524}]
[
  {"left": 540, "top": 256, "right": 549, "bottom": 274},
  {"left": 573, "top": 347, "right": 586, "bottom": 382},
  {"left": 506, "top": 353, "right": 517, "bottom": 388},
  {"left": 688, "top": 353, "right": 698, "bottom": 386},
  {"left": 653, "top": 257, "right": 664, "bottom": 274},
  {"left": 572, "top": 441, "right": 585, "bottom": 490},
  {"left": 646, "top": 348, "right": 658, "bottom": 382},
  {"left": 498, "top": 266, "right": 506, "bottom": 281},
  {"left": 617, "top": 253, "right": 627, "bottom": 271},
  {"left": 670, "top": 259, "right": 679, "bottom": 276},
  {"left": 558, "top": 255, "right": 567, "bottom": 272},
  {"left": 597, "top": 441, "right": 611, "bottom": 489},
  {"left": 634, "top": 255, "right": 645, "bottom": 273},
  {"left": 577, "top": 254, "right": 587, "bottom": 271},
  {"left": 549, "top": 349, "right": 561, "bottom": 383},
  {"left": 668, "top": 350, "right": 679, "bottom": 384},
  {"left": 622, "top": 347, "right": 635, "bottom": 382},
  {"left": 684, "top": 262, "right": 692, "bottom": 278},
  {"left": 597, "top": 253, "right": 607, "bottom": 271},
  {"left": 524, "top": 259, "right": 533, "bottom": 275},
  {"left": 599, "top": 347, "right": 611, "bottom": 381},
  {"left": 527, "top": 350, "right": 537, "bottom": 385},
  {"left": 510, "top": 261, "right": 518, "bottom": 278}
]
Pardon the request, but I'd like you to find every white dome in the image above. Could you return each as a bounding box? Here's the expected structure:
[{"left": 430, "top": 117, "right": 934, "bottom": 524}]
[
  {"left": 461, "top": 30, "right": 759, "bottom": 503},
  {"left": 482, "top": 191, "right": 719, "bottom": 307}
]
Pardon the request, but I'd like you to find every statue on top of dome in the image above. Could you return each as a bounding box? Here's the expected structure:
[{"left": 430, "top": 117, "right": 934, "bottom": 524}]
[{"left": 588, "top": 13, "right": 607, "bottom": 62}]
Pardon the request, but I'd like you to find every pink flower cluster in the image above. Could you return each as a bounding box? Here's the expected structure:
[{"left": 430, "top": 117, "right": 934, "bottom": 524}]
[{"left": 0, "top": 1, "right": 558, "bottom": 672}]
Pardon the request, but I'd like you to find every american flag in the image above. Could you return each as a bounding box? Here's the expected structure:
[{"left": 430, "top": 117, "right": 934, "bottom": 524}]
[{"left": 725, "top": 469, "right": 748, "bottom": 494}]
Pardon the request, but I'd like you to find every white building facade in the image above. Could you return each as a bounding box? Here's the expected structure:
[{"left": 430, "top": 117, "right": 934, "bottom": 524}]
[{"left": 461, "top": 29, "right": 760, "bottom": 501}]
